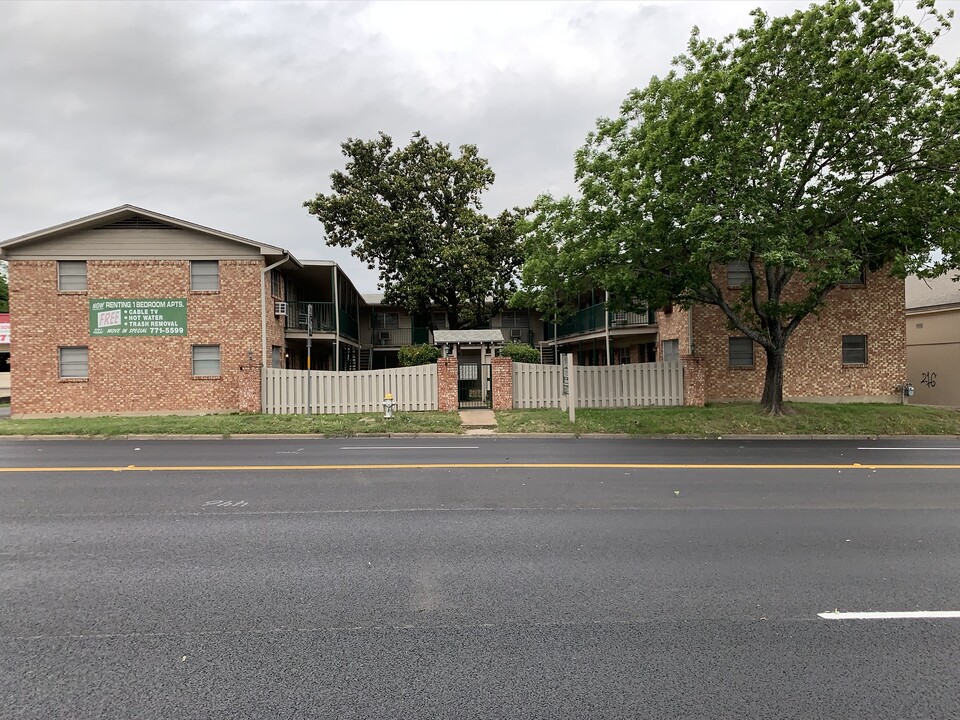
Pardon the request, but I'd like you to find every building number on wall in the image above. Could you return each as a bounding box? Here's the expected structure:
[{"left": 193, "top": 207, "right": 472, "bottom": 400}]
[{"left": 921, "top": 372, "right": 937, "bottom": 387}]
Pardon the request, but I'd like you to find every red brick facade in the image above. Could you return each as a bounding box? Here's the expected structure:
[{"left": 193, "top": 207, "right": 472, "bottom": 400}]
[
  {"left": 8, "top": 259, "right": 265, "bottom": 417},
  {"left": 657, "top": 269, "right": 905, "bottom": 403},
  {"left": 437, "top": 357, "right": 459, "bottom": 411},
  {"left": 491, "top": 356, "right": 513, "bottom": 410}
]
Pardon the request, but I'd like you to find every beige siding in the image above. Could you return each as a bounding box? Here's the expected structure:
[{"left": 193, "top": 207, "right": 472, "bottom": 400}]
[
  {"left": 906, "top": 307, "right": 960, "bottom": 406},
  {"left": 4, "top": 228, "right": 263, "bottom": 260}
]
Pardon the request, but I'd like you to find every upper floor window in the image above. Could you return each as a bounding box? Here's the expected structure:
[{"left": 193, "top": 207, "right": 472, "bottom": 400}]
[
  {"left": 500, "top": 310, "right": 530, "bottom": 328},
  {"left": 57, "top": 261, "right": 87, "bottom": 292},
  {"left": 271, "top": 270, "right": 283, "bottom": 298},
  {"left": 840, "top": 267, "right": 866, "bottom": 287},
  {"left": 728, "top": 337, "right": 754, "bottom": 368},
  {"left": 727, "top": 261, "right": 751, "bottom": 288},
  {"left": 190, "top": 261, "right": 219, "bottom": 291},
  {"left": 431, "top": 311, "right": 448, "bottom": 329},
  {"left": 59, "top": 346, "right": 89, "bottom": 378},
  {"left": 842, "top": 335, "right": 867, "bottom": 365},
  {"left": 374, "top": 312, "right": 400, "bottom": 329}
]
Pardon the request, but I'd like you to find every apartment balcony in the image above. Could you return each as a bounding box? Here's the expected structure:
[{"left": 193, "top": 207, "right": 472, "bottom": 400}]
[
  {"left": 548, "top": 304, "right": 656, "bottom": 339},
  {"left": 283, "top": 302, "right": 359, "bottom": 341},
  {"left": 370, "top": 327, "right": 434, "bottom": 347}
]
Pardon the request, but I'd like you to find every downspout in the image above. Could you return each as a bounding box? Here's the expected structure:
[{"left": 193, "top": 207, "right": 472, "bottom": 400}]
[
  {"left": 333, "top": 265, "right": 340, "bottom": 371},
  {"left": 261, "top": 254, "right": 290, "bottom": 367}
]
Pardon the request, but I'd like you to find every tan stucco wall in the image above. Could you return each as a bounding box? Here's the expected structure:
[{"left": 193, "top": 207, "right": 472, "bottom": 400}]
[{"left": 906, "top": 307, "right": 960, "bottom": 406}]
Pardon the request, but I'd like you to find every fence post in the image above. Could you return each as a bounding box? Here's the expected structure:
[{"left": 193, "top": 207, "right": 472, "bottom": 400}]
[
  {"left": 681, "top": 355, "right": 705, "bottom": 407},
  {"left": 437, "top": 358, "right": 459, "bottom": 411}
]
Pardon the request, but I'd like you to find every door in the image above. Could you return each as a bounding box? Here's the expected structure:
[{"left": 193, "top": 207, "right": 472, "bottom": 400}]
[{"left": 458, "top": 363, "right": 492, "bottom": 409}]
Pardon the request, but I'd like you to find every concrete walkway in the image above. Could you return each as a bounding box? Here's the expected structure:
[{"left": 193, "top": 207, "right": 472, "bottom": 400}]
[{"left": 458, "top": 409, "right": 497, "bottom": 434}]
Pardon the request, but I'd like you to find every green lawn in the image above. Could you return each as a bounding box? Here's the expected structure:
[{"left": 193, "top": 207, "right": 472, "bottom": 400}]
[
  {"left": 495, "top": 403, "right": 960, "bottom": 436},
  {"left": 0, "top": 411, "right": 462, "bottom": 437}
]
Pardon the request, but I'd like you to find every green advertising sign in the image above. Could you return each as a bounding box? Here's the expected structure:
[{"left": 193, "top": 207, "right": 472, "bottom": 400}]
[{"left": 89, "top": 298, "right": 187, "bottom": 336}]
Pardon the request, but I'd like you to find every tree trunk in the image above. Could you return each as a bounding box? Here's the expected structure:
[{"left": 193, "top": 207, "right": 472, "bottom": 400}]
[{"left": 760, "top": 345, "right": 786, "bottom": 415}]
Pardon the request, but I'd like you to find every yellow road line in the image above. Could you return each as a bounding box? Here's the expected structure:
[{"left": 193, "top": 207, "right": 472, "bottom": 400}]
[{"left": 0, "top": 462, "right": 959, "bottom": 473}]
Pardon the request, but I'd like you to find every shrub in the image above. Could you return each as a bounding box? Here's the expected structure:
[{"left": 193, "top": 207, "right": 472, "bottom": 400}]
[
  {"left": 398, "top": 344, "right": 442, "bottom": 366},
  {"left": 499, "top": 342, "right": 540, "bottom": 363}
]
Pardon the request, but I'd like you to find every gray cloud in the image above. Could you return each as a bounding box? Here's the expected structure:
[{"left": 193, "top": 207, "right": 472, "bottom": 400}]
[{"left": 2, "top": 0, "right": 958, "bottom": 291}]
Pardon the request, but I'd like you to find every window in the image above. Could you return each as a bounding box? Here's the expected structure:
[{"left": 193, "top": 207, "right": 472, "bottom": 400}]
[
  {"left": 662, "top": 339, "right": 680, "bottom": 362},
  {"left": 728, "top": 337, "right": 754, "bottom": 368},
  {"left": 840, "top": 267, "right": 866, "bottom": 286},
  {"left": 727, "top": 261, "right": 751, "bottom": 288},
  {"left": 615, "top": 347, "right": 631, "bottom": 365},
  {"left": 190, "top": 261, "right": 219, "bottom": 291},
  {"left": 271, "top": 345, "right": 282, "bottom": 368},
  {"left": 57, "top": 261, "right": 87, "bottom": 292},
  {"left": 59, "top": 346, "right": 88, "bottom": 378},
  {"left": 271, "top": 270, "right": 283, "bottom": 298},
  {"left": 842, "top": 335, "right": 867, "bottom": 365},
  {"left": 192, "top": 344, "right": 221, "bottom": 376},
  {"left": 500, "top": 310, "right": 529, "bottom": 328},
  {"left": 374, "top": 312, "right": 399, "bottom": 329}
]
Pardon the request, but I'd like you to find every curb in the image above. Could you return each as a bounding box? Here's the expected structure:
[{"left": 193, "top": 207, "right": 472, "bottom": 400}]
[{"left": 0, "top": 433, "right": 958, "bottom": 441}]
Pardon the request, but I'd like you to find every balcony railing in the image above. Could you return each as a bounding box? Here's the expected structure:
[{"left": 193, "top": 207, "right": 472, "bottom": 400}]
[
  {"left": 284, "top": 302, "right": 358, "bottom": 341},
  {"left": 370, "top": 328, "right": 435, "bottom": 346},
  {"left": 548, "top": 304, "right": 655, "bottom": 339}
]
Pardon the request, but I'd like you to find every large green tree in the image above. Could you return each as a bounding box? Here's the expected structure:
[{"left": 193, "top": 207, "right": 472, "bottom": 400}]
[
  {"left": 522, "top": 0, "right": 960, "bottom": 414},
  {"left": 305, "top": 132, "right": 523, "bottom": 329}
]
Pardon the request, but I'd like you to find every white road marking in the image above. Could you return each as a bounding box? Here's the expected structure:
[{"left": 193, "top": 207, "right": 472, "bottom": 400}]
[
  {"left": 818, "top": 611, "right": 960, "bottom": 620},
  {"left": 339, "top": 446, "right": 480, "bottom": 450},
  {"left": 857, "top": 447, "right": 960, "bottom": 451}
]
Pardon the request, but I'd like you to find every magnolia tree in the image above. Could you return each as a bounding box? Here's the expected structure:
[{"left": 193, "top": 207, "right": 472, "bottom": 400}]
[
  {"left": 521, "top": 0, "right": 960, "bottom": 414},
  {"left": 305, "top": 132, "right": 523, "bottom": 330}
]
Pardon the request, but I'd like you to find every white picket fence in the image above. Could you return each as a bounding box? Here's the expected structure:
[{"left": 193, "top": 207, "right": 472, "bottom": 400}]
[
  {"left": 262, "top": 366, "right": 438, "bottom": 414},
  {"left": 512, "top": 361, "right": 683, "bottom": 409}
]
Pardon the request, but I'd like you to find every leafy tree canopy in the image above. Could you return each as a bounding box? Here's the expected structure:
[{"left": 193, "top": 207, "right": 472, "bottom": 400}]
[
  {"left": 398, "top": 343, "right": 442, "bottom": 367},
  {"left": 521, "top": 0, "right": 960, "bottom": 413},
  {"left": 305, "top": 132, "right": 524, "bottom": 329},
  {"left": 498, "top": 342, "right": 541, "bottom": 364}
]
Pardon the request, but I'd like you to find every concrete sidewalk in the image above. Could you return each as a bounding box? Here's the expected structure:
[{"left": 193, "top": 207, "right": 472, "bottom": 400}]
[{"left": 458, "top": 409, "right": 497, "bottom": 434}]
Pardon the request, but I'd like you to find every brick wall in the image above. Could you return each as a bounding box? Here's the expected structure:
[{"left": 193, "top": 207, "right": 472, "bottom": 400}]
[
  {"left": 491, "top": 356, "right": 513, "bottom": 410},
  {"left": 437, "top": 357, "right": 458, "bottom": 411},
  {"left": 685, "top": 268, "right": 905, "bottom": 402},
  {"left": 8, "top": 258, "right": 266, "bottom": 417},
  {"left": 681, "top": 355, "right": 706, "bottom": 407}
]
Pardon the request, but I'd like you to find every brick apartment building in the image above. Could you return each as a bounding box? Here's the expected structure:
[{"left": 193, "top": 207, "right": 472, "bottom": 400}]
[
  {"left": 0, "top": 205, "right": 303, "bottom": 417},
  {"left": 656, "top": 264, "right": 906, "bottom": 403}
]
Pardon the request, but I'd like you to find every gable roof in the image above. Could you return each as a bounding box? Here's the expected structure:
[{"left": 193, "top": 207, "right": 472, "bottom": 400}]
[
  {"left": 434, "top": 329, "right": 507, "bottom": 344},
  {"left": 906, "top": 274, "right": 960, "bottom": 311},
  {"left": 0, "top": 204, "right": 299, "bottom": 264}
]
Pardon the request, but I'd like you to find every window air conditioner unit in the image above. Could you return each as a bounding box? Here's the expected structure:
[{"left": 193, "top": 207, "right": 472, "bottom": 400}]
[
  {"left": 510, "top": 328, "right": 524, "bottom": 340},
  {"left": 274, "top": 301, "right": 287, "bottom": 317},
  {"left": 379, "top": 331, "right": 391, "bottom": 342}
]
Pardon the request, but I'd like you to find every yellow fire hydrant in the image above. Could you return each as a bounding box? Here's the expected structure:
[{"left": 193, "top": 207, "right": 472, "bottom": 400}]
[{"left": 383, "top": 392, "right": 396, "bottom": 419}]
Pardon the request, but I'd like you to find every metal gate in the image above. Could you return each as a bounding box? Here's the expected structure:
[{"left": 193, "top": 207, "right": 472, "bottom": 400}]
[{"left": 458, "top": 362, "right": 492, "bottom": 409}]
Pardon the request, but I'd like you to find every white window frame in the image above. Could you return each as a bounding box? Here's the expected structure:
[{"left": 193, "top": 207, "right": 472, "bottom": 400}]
[
  {"left": 842, "top": 335, "right": 867, "bottom": 365},
  {"left": 662, "top": 339, "right": 680, "bottom": 362},
  {"left": 59, "top": 346, "right": 89, "bottom": 378},
  {"left": 57, "top": 261, "right": 87, "bottom": 292},
  {"left": 192, "top": 344, "right": 221, "bottom": 377},
  {"left": 190, "top": 261, "right": 219, "bottom": 291},
  {"left": 728, "top": 337, "right": 755, "bottom": 368}
]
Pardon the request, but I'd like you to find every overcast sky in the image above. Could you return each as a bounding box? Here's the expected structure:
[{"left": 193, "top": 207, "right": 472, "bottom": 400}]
[{"left": 2, "top": 0, "right": 958, "bottom": 292}]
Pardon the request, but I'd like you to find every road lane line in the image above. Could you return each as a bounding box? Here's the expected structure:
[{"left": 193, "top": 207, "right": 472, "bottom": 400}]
[
  {"left": 339, "top": 446, "right": 481, "bottom": 450},
  {"left": 857, "top": 447, "right": 960, "bottom": 451},
  {"left": 818, "top": 611, "right": 960, "bottom": 620},
  {"left": 2, "top": 462, "right": 960, "bottom": 473}
]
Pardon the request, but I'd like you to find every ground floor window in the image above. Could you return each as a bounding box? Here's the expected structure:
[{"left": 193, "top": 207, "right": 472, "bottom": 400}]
[
  {"left": 192, "top": 345, "right": 221, "bottom": 376},
  {"left": 842, "top": 335, "right": 867, "bottom": 365},
  {"left": 728, "top": 337, "right": 754, "bottom": 368},
  {"left": 662, "top": 339, "right": 680, "bottom": 362},
  {"left": 59, "top": 346, "right": 89, "bottom": 378}
]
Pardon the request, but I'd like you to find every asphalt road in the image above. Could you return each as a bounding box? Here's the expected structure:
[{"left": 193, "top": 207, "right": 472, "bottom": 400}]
[{"left": 1, "top": 437, "right": 959, "bottom": 719}]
